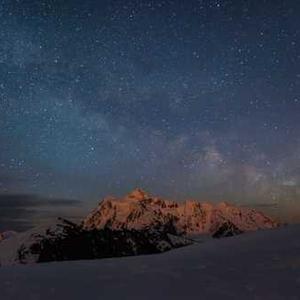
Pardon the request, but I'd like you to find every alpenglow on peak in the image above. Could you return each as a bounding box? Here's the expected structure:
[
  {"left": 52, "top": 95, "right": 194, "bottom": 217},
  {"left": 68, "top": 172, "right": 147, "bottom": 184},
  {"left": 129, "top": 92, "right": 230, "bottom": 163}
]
[{"left": 126, "top": 188, "right": 150, "bottom": 201}]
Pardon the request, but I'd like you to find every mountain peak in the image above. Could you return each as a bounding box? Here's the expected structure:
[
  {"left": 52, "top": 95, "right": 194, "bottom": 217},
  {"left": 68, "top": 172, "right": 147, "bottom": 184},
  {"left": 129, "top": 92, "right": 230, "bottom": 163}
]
[
  {"left": 84, "top": 190, "right": 279, "bottom": 234},
  {"left": 126, "top": 188, "right": 149, "bottom": 201}
]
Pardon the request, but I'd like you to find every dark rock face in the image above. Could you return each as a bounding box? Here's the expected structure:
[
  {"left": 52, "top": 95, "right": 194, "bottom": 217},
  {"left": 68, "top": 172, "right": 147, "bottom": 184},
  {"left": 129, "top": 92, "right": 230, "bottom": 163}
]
[
  {"left": 212, "top": 221, "right": 244, "bottom": 238},
  {"left": 16, "top": 218, "right": 192, "bottom": 264}
]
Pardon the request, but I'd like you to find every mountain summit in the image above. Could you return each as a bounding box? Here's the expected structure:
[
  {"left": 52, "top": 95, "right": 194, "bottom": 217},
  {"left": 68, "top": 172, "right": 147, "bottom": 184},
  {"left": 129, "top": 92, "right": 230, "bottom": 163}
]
[
  {"left": 126, "top": 188, "right": 150, "bottom": 201},
  {"left": 83, "top": 189, "right": 279, "bottom": 234}
]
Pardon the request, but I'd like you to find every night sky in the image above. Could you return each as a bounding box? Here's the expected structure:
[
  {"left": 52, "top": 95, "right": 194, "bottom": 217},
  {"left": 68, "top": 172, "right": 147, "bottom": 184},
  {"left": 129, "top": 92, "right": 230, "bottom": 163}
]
[{"left": 0, "top": 0, "right": 299, "bottom": 230}]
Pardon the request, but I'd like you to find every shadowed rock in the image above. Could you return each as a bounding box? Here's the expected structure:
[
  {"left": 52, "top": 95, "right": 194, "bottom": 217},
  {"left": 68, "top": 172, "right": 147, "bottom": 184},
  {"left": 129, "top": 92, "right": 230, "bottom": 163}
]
[
  {"left": 0, "top": 218, "right": 192, "bottom": 265},
  {"left": 212, "top": 221, "right": 244, "bottom": 238}
]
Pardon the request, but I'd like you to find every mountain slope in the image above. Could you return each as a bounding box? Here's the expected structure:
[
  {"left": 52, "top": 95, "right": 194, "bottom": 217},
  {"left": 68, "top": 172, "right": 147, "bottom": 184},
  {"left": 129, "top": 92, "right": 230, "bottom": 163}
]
[
  {"left": 0, "top": 218, "right": 191, "bottom": 266},
  {"left": 83, "top": 189, "right": 278, "bottom": 234},
  {"left": 0, "top": 225, "right": 298, "bottom": 300}
]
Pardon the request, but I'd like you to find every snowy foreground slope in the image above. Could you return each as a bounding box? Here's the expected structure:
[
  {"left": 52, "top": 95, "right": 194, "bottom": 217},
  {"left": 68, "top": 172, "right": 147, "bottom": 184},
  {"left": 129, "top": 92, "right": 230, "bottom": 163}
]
[{"left": 0, "top": 225, "right": 299, "bottom": 300}]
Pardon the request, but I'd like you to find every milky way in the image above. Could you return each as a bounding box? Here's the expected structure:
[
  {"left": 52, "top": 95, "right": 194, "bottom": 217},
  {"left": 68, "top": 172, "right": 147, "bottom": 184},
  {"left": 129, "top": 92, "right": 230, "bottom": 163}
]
[{"left": 0, "top": 0, "right": 299, "bottom": 227}]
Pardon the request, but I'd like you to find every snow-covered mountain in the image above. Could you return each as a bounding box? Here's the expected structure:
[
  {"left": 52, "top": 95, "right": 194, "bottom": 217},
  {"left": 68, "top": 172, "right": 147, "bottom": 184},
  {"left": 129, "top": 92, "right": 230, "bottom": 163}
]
[
  {"left": 83, "top": 189, "right": 279, "bottom": 234},
  {"left": 0, "top": 218, "right": 191, "bottom": 266},
  {"left": 0, "top": 189, "right": 279, "bottom": 266}
]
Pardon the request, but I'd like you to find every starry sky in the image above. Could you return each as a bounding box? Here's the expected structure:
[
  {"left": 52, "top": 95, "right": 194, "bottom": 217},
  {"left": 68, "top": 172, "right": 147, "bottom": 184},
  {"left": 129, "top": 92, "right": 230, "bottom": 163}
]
[{"left": 0, "top": 0, "right": 299, "bottom": 230}]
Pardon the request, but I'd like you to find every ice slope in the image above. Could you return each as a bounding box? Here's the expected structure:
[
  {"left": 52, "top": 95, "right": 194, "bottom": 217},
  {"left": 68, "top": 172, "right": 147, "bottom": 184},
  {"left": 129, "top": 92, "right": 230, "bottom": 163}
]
[{"left": 0, "top": 225, "right": 299, "bottom": 300}]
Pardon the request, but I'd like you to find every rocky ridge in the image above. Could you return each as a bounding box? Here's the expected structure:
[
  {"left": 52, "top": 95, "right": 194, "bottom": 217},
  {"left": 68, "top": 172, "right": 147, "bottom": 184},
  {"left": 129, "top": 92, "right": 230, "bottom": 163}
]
[{"left": 83, "top": 189, "right": 278, "bottom": 235}]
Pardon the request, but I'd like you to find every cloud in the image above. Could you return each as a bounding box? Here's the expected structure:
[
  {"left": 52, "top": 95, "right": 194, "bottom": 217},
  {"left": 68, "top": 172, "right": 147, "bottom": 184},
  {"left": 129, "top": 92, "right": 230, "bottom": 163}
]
[
  {"left": 281, "top": 178, "right": 298, "bottom": 187},
  {"left": 0, "top": 194, "right": 83, "bottom": 232},
  {"left": 201, "top": 145, "right": 225, "bottom": 167}
]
